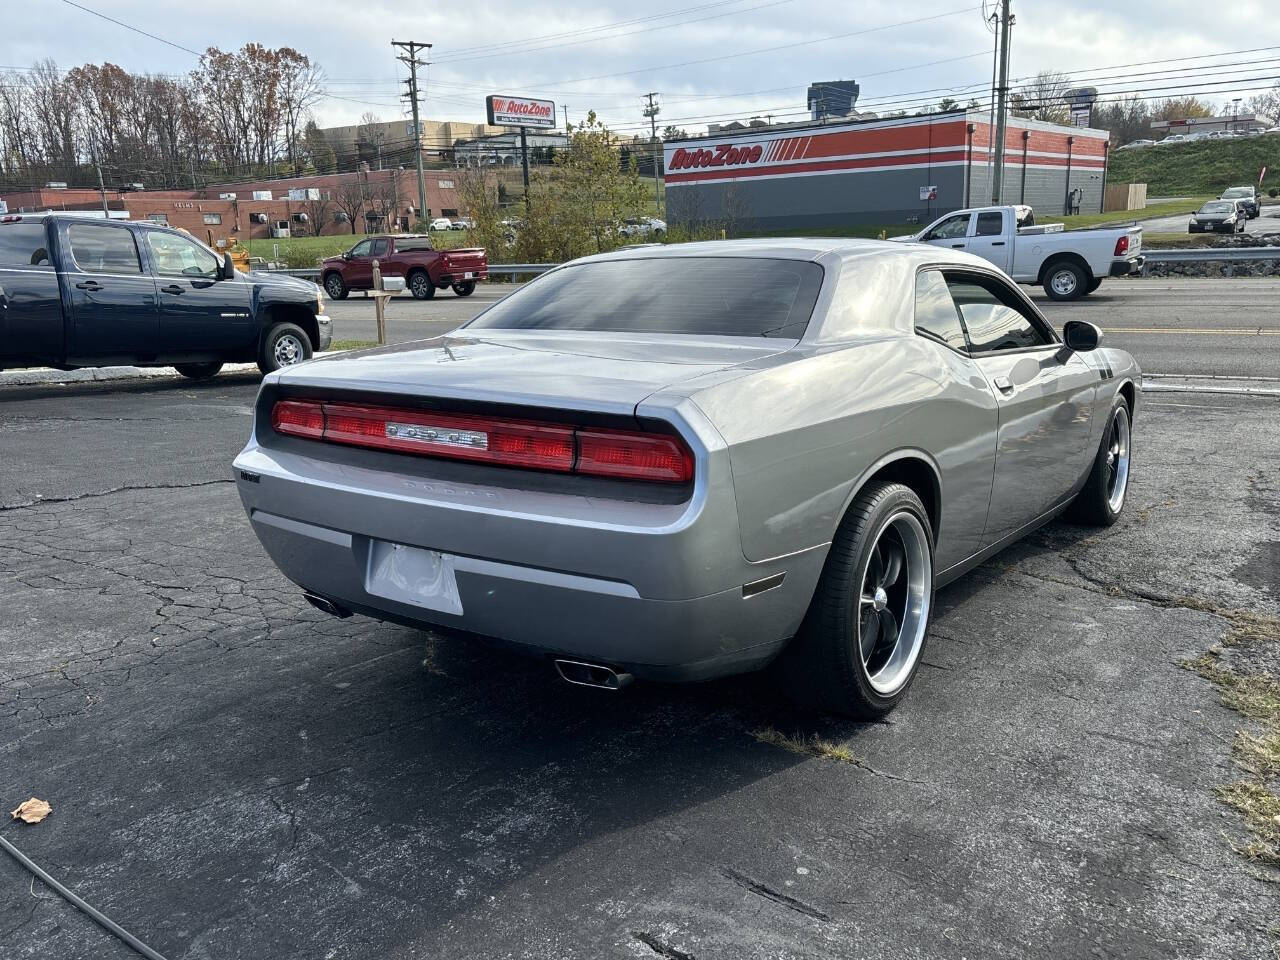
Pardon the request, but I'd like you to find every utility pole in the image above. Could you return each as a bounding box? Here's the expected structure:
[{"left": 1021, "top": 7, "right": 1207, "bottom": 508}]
[
  {"left": 392, "top": 39, "right": 431, "bottom": 224},
  {"left": 643, "top": 92, "right": 662, "bottom": 213},
  {"left": 562, "top": 104, "right": 570, "bottom": 130},
  {"left": 990, "top": 0, "right": 1013, "bottom": 204},
  {"left": 90, "top": 139, "right": 108, "bottom": 215}
]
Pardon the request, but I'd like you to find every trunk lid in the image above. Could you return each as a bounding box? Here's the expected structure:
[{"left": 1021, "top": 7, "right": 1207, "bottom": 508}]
[
  {"left": 274, "top": 330, "right": 792, "bottom": 416},
  {"left": 441, "top": 248, "right": 487, "bottom": 270}
]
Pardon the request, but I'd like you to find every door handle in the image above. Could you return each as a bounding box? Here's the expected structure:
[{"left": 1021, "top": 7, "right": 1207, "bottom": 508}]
[
  {"left": 75, "top": 280, "right": 102, "bottom": 291},
  {"left": 951, "top": 243, "right": 966, "bottom": 248},
  {"left": 161, "top": 284, "right": 184, "bottom": 294},
  {"left": 990, "top": 241, "right": 1006, "bottom": 246},
  {"left": 993, "top": 375, "right": 1015, "bottom": 394}
]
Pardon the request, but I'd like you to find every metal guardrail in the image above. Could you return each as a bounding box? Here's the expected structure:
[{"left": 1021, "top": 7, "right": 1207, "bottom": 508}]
[
  {"left": 272, "top": 263, "right": 557, "bottom": 282},
  {"left": 1141, "top": 246, "right": 1280, "bottom": 262}
]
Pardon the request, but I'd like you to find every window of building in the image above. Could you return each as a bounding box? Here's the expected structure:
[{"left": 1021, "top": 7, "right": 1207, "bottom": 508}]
[
  {"left": 203, "top": 213, "right": 222, "bottom": 225},
  {"left": 147, "top": 213, "right": 168, "bottom": 224},
  {"left": 441, "top": 208, "right": 459, "bottom": 217},
  {"left": 438, "top": 180, "right": 455, "bottom": 189},
  {"left": 943, "top": 273, "right": 1052, "bottom": 353},
  {"left": 0, "top": 222, "right": 52, "bottom": 268},
  {"left": 913, "top": 270, "right": 967, "bottom": 352},
  {"left": 67, "top": 222, "right": 142, "bottom": 274}
]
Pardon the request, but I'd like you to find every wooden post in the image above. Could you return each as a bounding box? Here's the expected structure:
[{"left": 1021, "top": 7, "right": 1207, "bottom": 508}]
[{"left": 372, "top": 258, "right": 387, "bottom": 345}]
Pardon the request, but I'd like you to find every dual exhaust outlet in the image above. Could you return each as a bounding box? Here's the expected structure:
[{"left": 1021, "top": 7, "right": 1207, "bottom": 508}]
[{"left": 303, "top": 592, "right": 633, "bottom": 691}]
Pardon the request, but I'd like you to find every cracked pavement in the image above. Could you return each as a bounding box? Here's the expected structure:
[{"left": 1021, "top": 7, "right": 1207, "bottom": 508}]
[{"left": 1, "top": 374, "right": 1277, "bottom": 959}]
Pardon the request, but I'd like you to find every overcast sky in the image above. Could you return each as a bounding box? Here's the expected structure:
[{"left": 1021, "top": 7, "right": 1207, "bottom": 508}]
[{"left": 5, "top": 0, "right": 1277, "bottom": 136}]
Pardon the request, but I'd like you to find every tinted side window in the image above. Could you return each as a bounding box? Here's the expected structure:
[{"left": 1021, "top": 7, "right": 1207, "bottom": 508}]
[
  {"left": 975, "top": 212, "right": 1003, "bottom": 236},
  {"left": 914, "top": 271, "right": 967, "bottom": 352},
  {"left": 146, "top": 231, "right": 219, "bottom": 279},
  {"left": 0, "top": 223, "right": 52, "bottom": 268},
  {"left": 350, "top": 240, "right": 372, "bottom": 257},
  {"left": 67, "top": 223, "right": 142, "bottom": 275},
  {"left": 369, "top": 238, "right": 389, "bottom": 257},
  {"left": 944, "top": 274, "right": 1051, "bottom": 352}
]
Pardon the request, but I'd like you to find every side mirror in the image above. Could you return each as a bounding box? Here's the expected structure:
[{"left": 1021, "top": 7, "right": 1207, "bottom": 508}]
[
  {"left": 220, "top": 252, "right": 235, "bottom": 280},
  {"left": 1063, "top": 319, "right": 1101, "bottom": 352},
  {"left": 342, "top": 251, "right": 352, "bottom": 260}
]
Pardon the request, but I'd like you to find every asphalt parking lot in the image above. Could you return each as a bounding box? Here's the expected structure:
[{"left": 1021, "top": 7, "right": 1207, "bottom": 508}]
[{"left": 2, "top": 288, "right": 1278, "bottom": 958}]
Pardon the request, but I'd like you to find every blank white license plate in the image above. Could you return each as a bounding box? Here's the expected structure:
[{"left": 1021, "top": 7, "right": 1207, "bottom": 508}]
[
  {"left": 365, "top": 540, "right": 463, "bottom": 615},
  {"left": 464, "top": 271, "right": 474, "bottom": 279}
]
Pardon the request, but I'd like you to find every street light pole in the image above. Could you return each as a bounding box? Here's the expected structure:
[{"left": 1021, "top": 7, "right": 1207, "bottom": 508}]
[{"left": 990, "top": 0, "right": 1014, "bottom": 204}]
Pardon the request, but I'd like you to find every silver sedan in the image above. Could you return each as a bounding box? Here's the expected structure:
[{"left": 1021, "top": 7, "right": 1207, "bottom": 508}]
[{"left": 233, "top": 240, "right": 1138, "bottom": 717}]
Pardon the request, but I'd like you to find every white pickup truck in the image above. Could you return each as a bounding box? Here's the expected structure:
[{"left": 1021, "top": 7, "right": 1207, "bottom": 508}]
[{"left": 894, "top": 205, "right": 1144, "bottom": 301}]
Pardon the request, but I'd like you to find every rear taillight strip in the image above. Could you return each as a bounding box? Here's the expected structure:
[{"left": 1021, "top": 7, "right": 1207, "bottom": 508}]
[{"left": 271, "top": 399, "right": 693, "bottom": 483}]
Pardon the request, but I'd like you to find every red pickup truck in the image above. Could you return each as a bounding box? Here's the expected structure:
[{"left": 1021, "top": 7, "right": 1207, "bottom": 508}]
[{"left": 320, "top": 235, "right": 487, "bottom": 301}]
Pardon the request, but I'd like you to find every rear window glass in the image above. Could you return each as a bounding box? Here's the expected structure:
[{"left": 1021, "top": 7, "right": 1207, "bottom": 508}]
[
  {"left": 467, "top": 257, "right": 824, "bottom": 338},
  {"left": 395, "top": 238, "right": 434, "bottom": 251},
  {"left": 68, "top": 222, "right": 142, "bottom": 274},
  {"left": 0, "top": 222, "right": 52, "bottom": 268}
]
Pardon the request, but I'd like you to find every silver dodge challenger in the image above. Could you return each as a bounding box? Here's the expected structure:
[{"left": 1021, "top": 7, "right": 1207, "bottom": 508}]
[{"left": 234, "top": 239, "right": 1138, "bottom": 717}]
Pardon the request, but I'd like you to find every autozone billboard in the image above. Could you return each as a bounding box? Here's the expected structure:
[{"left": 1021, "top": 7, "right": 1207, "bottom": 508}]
[{"left": 486, "top": 95, "right": 556, "bottom": 129}]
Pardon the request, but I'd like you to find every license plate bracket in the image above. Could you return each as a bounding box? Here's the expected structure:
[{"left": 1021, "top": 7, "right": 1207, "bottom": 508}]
[{"left": 365, "top": 540, "right": 463, "bottom": 615}]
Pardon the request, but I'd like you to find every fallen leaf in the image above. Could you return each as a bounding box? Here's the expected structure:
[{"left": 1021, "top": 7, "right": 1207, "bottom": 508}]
[{"left": 10, "top": 798, "right": 51, "bottom": 824}]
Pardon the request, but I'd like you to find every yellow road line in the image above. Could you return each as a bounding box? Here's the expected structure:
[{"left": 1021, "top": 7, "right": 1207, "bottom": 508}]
[{"left": 1104, "top": 327, "right": 1280, "bottom": 335}]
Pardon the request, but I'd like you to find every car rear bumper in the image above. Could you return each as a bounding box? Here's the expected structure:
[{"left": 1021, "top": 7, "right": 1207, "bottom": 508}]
[
  {"left": 435, "top": 270, "right": 488, "bottom": 285},
  {"left": 232, "top": 441, "right": 823, "bottom": 680},
  {"left": 1109, "top": 256, "right": 1145, "bottom": 277}
]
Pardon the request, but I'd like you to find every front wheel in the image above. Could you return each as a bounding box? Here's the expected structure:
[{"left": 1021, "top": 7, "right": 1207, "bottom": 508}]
[
  {"left": 323, "top": 273, "right": 348, "bottom": 300},
  {"left": 409, "top": 270, "right": 435, "bottom": 300},
  {"left": 174, "top": 361, "right": 223, "bottom": 380},
  {"left": 452, "top": 280, "right": 476, "bottom": 297},
  {"left": 258, "top": 322, "right": 313, "bottom": 375},
  {"left": 1068, "top": 396, "right": 1132, "bottom": 526},
  {"left": 777, "top": 482, "right": 934, "bottom": 718},
  {"left": 1043, "top": 260, "right": 1088, "bottom": 301}
]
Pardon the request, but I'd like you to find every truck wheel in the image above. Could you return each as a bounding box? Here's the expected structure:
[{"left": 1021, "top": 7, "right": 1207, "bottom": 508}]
[
  {"left": 258, "top": 322, "right": 313, "bottom": 375},
  {"left": 409, "top": 270, "right": 435, "bottom": 300},
  {"left": 775, "top": 481, "right": 935, "bottom": 718},
  {"left": 452, "top": 280, "right": 476, "bottom": 297},
  {"left": 1084, "top": 277, "right": 1103, "bottom": 295},
  {"left": 323, "top": 272, "right": 348, "bottom": 300},
  {"left": 174, "top": 362, "right": 224, "bottom": 380},
  {"left": 1043, "top": 260, "right": 1087, "bottom": 301}
]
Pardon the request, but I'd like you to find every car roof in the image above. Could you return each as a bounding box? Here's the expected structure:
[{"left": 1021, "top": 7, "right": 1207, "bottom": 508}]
[{"left": 575, "top": 235, "right": 988, "bottom": 270}]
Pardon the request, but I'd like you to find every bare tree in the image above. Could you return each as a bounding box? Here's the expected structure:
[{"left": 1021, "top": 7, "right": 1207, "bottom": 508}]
[
  {"left": 331, "top": 176, "right": 367, "bottom": 235},
  {"left": 277, "top": 49, "right": 323, "bottom": 175},
  {"left": 303, "top": 192, "right": 332, "bottom": 236},
  {"left": 1011, "top": 70, "right": 1071, "bottom": 124},
  {"left": 357, "top": 112, "right": 387, "bottom": 169}
]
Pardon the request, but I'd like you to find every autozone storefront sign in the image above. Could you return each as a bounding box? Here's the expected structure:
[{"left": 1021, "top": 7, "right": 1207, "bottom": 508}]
[
  {"left": 486, "top": 95, "right": 556, "bottom": 129},
  {"left": 668, "top": 143, "right": 763, "bottom": 171}
]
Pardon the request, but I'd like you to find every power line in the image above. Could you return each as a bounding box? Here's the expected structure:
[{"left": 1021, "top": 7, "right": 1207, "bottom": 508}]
[{"left": 55, "top": 0, "right": 202, "bottom": 57}]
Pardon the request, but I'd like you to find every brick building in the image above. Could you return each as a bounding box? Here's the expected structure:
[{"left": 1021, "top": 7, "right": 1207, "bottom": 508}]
[{"left": 1, "top": 168, "right": 469, "bottom": 245}]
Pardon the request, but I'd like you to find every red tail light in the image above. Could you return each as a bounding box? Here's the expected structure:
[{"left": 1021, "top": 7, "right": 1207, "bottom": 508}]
[
  {"left": 271, "top": 399, "right": 693, "bottom": 483},
  {"left": 1114, "top": 235, "right": 1129, "bottom": 256}
]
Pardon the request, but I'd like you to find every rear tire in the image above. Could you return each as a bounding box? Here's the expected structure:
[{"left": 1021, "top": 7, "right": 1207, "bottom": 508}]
[
  {"left": 258, "top": 322, "right": 313, "bottom": 375},
  {"left": 323, "top": 272, "right": 348, "bottom": 300},
  {"left": 776, "top": 482, "right": 934, "bottom": 718},
  {"left": 174, "top": 361, "right": 223, "bottom": 380},
  {"left": 452, "top": 280, "right": 476, "bottom": 297},
  {"left": 1084, "top": 277, "right": 1103, "bottom": 295},
  {"left": 409, "top": 270, "right": 435, "bottom": 300},
  {"left": 1068, "top": 395, "right": 1132, "bottom": 526},
  {"left": 1043, "top": 260, "right": 1088, "bottom": 301}
]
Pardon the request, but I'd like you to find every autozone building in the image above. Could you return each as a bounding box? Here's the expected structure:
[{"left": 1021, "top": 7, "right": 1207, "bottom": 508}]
[{"left": 663, "top": 110, "right": 1109, "bottom": 231}]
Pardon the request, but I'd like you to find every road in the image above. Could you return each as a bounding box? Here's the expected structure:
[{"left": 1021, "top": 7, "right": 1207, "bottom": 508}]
[
  {"left": 1137, "top": 201, "right": 1280, "bottom": 234},
  {"left": 2, "top": 373, "right": 1277, "bottom": 959},
  {"left": 324, "top": 278, "right": 1280, "bottom": 379}
]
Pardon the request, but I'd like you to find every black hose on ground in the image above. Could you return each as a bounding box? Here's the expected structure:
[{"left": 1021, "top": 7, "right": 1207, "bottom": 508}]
[{"left": 0, "top": 832, "right": 172, "bottom": 960}]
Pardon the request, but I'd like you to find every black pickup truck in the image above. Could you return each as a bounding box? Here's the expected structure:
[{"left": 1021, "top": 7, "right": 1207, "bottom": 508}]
[{"left": 0, "top": 214, "right": 330, "bottom": 379}]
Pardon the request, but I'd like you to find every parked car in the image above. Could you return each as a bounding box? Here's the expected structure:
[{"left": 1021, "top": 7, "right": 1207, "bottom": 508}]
[
  {"left": 894, "top": 205, "right": 1144, "bottom": 300},
  {"left": 429, "top": 218, "right": 454, "bottom": 231},
  {"left": 1189, "top": 200, "right": 1245, "bottom": 233},
  {"left": 619, "top": 217, "right": 667, "bottom": 238},
  {"left": 1117, "top": 139, "right": 1154, "bottom": 150},
  {"left": 1220, "top": 185, "right": 1260, "bottom": 218},
  {"left": 1158, "top": 134, "right": 1187, "bottom": 146},
  {"left": 450, "top": 218, "right": 474, "bottom": 230},
  {"left": 320, "top": 235, "right": 487, "bottom": 301},
  {"left": 0, "top": 214, "right": 329, "bottom": 378},
  {"left": 235, "top": 240, "right": 1139, "bottom": 717}
]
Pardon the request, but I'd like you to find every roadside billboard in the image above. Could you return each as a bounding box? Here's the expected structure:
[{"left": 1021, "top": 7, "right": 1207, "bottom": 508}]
[{"left": 486, "top": 95, "right": 557, "bottom": 129}]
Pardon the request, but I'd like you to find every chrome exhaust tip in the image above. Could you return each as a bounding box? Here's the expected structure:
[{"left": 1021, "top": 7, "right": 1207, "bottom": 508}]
[
  {"left": 554, "top": 659, "right": 634, "bottom": 690},
  {"left": 303, "top": 591, "right": 352, "bottom": 619}
]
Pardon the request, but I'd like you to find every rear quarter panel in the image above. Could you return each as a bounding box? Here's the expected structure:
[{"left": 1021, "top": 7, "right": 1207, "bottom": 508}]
[
  {"left": 1013, "top": 228, "right": 1124, "bottom": 280},
  {"left": 689, "top": 336, "right": 999, "bottom": 571}
]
